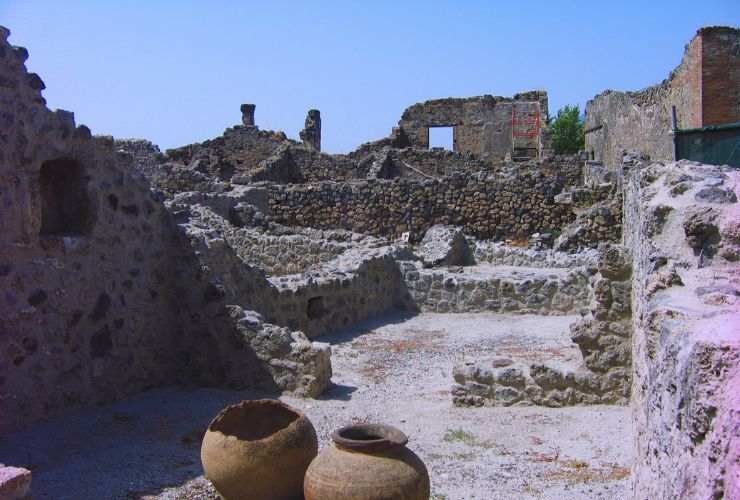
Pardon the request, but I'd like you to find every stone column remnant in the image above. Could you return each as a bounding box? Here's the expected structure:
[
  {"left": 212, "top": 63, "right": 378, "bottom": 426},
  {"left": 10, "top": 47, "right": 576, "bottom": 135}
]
[
  {"left": 241, "top": 104, "right": 256, "bottom": 127},
  {"left": 300, "top": 109, "right": 321, "bottom": 151}
]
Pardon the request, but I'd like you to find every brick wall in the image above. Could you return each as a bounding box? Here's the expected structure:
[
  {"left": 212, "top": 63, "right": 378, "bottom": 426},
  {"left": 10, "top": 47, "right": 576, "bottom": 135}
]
[{"left": 701, "top": 27, "right": 740, "bottom": 126}]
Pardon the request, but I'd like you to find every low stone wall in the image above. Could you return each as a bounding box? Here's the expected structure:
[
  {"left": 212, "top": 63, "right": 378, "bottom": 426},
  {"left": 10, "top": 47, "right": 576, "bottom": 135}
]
[
  {"left": 400, "top": 261, "right": 591, "bottom": 315},
  {"left": 225, "top": 228, "right": 349, "bottom": 276},
  {"left": 555, "top": 196, "right": 623, "bottom": 251},
  {"left": 472, "top": 241, "right": 598, "bottom": 268},
  {"left": 177, "top": 203, "right": 407, "bottom": 339},
  {"left": 450, "top": 243, "right": 632, "bottom": 407},
  {"left": 626, "top": 160, "right": 740, "bottom": 498},
  {"left": 266, "top": 170, "right": 573, "bottom": 241}
]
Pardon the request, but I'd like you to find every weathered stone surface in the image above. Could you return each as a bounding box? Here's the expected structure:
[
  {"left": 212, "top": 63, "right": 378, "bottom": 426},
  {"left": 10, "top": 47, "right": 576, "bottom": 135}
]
[
  {"left": 416, "top": 225, "right": 474, "bottom": 267},
  {"left": 625, "top": 159, "right": 740, "bottom": 499},
  {"left": 299, "top": 109, "right": 321, "bottom": 151},
  {"left": 0, "top": 466, "right": 31, "bottom": 500},
  {"left": 585, "top": 27, "right": 740, "bottom": 167}
]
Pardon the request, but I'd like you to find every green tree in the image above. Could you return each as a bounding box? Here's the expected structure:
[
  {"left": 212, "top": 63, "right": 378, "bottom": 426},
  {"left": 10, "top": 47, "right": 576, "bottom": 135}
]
[{"left": 550, "top": 105, "right": 585, "bottom": 154}]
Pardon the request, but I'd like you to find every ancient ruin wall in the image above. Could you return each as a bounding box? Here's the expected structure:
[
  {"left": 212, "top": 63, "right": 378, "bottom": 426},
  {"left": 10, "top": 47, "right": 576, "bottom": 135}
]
[
  {"left": 584, "top": 33, "right": 701, "bottom": 167},
  {"left": 701, "top": 27, "right": 740, "bottom": 126},
  {"left": 266, "top": 171, "right": 574, "bottom": 241},
  {"left": 625, "top": 160, "right": 740, "bottom": 498},
  {"left": 585, "top": 27, "right": 740, "bottom": 168},
  {"left": 0, "top": 29, "right": 188, "bottom": 433},
  {"left": 397, "top": 92, "right": 548, "bottom": 160},
  {"left": 0, "top": 30, "right": 334, "bottom": 433}
]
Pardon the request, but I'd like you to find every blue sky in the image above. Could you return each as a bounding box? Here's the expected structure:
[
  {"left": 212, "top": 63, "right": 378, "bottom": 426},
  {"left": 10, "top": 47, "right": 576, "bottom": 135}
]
[{"left": 2, "top": 1, "right": 738, "bottom": 153}]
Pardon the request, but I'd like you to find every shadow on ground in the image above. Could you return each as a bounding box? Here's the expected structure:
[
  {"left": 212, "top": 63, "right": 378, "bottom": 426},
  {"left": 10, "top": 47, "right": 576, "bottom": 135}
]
[{"left": 0, "top": 386, "right": 268, "bottom": 499}]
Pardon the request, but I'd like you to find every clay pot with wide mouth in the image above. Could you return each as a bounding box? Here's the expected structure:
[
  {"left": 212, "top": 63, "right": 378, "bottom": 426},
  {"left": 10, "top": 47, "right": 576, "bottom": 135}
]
[
  {"left": 201, "top": 399, "right": 318, "bottom": 500},
  {"left": 304, "top": 423, "right": 430, "bottom": 500}
]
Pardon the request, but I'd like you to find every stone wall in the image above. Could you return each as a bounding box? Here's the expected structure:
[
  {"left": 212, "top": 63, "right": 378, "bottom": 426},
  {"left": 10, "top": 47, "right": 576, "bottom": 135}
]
[
  {"left": 397, "top": 92, "right": 548, "bottom": 161},
  {"left": 472, "top": 242, "right": 598, "bottom": 268},
  {"left": 266, "top": 170, "right": 574, "bottom": 241},
  {"left": 174, "top": 202, "right": 407, "bottom": 339},
  {"left": 451, "top": 243, "right": 632, "bottom": 408},
  {"left": 585, "top": 26, "right": 740, "bottom": 168},
  {"left": 700, "top": 27, "right": 740, "bottom": 126},
  {"left": 222, "top": 227, "right": 352, "bottom": 276},
  {"left": 0, "top": 29, "right": 187, "bottom": 432},
  {"left": 166, "top": 124, "right": 292, "bottom": 180},
  {"left": 400, "top": 262, "right": 591, "bottom": 315},
  {"left": 625, "top": 159, "right": 740, "bottom": 498},
  {"left": 0, "top": 28, "right": 332, "bottom": 434}
]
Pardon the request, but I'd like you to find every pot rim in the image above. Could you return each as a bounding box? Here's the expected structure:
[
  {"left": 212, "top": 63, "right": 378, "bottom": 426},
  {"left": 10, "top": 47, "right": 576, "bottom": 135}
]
[
  {"left": 331, "top": 423, "right": 408, "bottom": 453},
  {"left": 207, "top": 399, "right": 307, "bottom": 441}
]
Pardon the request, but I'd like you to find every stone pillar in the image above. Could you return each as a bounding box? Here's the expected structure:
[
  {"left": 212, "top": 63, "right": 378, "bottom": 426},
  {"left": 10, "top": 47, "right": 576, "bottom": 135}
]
[
  {"left": 240, "top": 104, "right": 256, "bottom": 127},
  {"left": 299, "top": 109, "right": 321, "bottom": 151}
]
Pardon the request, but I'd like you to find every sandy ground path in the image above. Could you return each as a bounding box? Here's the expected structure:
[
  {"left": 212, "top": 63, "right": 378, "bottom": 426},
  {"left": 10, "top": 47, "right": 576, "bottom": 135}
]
[{"left": 0, "top": 313, "right": 631, "bottom": 499}]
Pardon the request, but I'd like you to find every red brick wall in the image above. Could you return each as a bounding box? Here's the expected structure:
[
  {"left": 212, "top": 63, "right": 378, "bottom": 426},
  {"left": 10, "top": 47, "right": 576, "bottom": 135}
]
[
  {"left": 670, "top": 33, "right": 703, "bottom": 129},
  {"left": 700, "top": 27, "right": 740, "bottom": 126}
]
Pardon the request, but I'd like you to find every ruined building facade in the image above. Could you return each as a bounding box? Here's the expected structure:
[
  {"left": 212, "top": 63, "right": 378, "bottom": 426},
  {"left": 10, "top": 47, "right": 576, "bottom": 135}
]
[{"left": 585, "top": 26, "right": 740, "bottom": 167}]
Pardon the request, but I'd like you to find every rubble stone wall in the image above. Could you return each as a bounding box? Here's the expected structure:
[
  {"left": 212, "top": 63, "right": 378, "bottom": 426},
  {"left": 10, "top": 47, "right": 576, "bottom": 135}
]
[
  {"left": 0, "top": 30, "right": 188, "bottom": 433},
  {"left": 0, "top": 29, "right": 332, "bottom": 434},
  {"left": 472, "top": 242, "right": 598, "bottom": 268},
  {"left": 176, "top": 204, "right": 406, "bottom": 339},
  {"left": 266, "top": 171, "right": 574, "bottom": 241},
  {"left": 397, "top": 92, "right": 548, "bottom": 160},
  {"left": 450, "top": 243, "right": 632, "bottom": 408},
  {"left": 225, "top": 229, "right": 350, "bottom": 276},
  {"left": 399, "top": 262, "right": 591, "bottom": 315},
  {"left": 625, "top": 159, "right": 740, "bottom": 499},
  {"left": 166, "top": 125, "right": 292, "bottom": 180}
]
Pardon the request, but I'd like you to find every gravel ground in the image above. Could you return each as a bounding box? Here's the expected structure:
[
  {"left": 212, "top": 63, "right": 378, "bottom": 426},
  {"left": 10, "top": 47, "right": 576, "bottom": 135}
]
[{"left": 0, "top": 312, "right": 631, "bottom": 499}]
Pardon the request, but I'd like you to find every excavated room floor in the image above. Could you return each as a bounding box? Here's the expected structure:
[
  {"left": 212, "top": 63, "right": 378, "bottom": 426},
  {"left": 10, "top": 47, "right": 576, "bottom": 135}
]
[{"left": 0, "top": 313, "right": 631, "bottom": 500}]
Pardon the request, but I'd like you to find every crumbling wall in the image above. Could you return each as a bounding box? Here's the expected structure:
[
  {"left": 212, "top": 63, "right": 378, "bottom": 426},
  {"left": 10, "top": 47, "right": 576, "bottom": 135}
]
[
  {"left": 174, "top": 202, "right": 407, "bottom": 339},
  {"left": 0, "top": 28, "right": 332, "bottom": 434},
  {"left": 400, "top": 262, "right": 591, "bottom": 315},
  {"left": 0, "top": 28, "right": 187, "bottom": 433},
  {"left": 451, "top": 243, "right": 632, "bottom": 408},
  {"left": 166, "top": 125, "right": 292, "bottom": 180},
  {"left": 397, "top": 92, "right": 548, "bottom": 161},
  {"left": 585, "top": 26, "right": 740, "bottom": 167},
  {"left": 266, "top": 170, "right": 574, "bottom": 241},
  {"left": 626, "top": 159, "right": 740, "bottom": 499}
]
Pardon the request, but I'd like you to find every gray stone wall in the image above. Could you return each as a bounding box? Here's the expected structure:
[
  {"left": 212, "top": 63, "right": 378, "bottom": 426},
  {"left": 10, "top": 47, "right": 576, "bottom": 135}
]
[
  {"left": 399, "top": 262, "right": 591, "bottom": 315},
  {"left": 451, "top": 243, "right": 632, "bottom": 408},
  {"left": 625, "top": 160, "right": 740, "bottom": 499},
  {"left": 166, "top": 124, "right": 292, "bottom": 180},
  {"left": 0, "top": 28, "right": 332, "bottom": 434},
  {"left": 266, "top": 170, "right": 574, "bottom": 241},
  {"left": 174, "top": 202, "right": 407, "bottom": 339}
]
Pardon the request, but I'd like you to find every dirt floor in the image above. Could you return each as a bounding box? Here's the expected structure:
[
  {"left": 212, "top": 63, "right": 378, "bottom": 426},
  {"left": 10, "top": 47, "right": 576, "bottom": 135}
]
[{"left": 0, "top": 313, "right": 631, "bottom": 499}]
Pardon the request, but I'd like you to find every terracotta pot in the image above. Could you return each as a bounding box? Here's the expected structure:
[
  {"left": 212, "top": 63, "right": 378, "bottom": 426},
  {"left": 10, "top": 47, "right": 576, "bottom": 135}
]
[
  {"left": 304, "top": 424, "right": 430, "bottom": 500},
  {"left": 201, "top": 399, "right": 318, "bottom": 500}
]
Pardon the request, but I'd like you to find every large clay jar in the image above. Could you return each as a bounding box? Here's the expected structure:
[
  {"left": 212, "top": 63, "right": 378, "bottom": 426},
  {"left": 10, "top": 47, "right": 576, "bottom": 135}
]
[
  {"left": 304, "top": 423, "right": 430, "bottom": 500},
  {"left": 201, "top": 399, "right": 318, "bottom": 500}
]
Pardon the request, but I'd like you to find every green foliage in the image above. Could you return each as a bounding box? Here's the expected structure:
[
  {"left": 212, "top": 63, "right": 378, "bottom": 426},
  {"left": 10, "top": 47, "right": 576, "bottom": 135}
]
[{"left": 551, "top": 105, "right": 585, "bottom": 155}]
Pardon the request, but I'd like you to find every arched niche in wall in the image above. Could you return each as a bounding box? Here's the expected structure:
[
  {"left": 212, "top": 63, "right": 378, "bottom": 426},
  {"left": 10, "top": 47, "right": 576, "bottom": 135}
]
[{"left": 38, "top": 158, "right": 94, "bottom": 237}]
